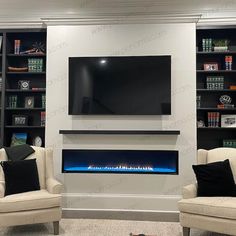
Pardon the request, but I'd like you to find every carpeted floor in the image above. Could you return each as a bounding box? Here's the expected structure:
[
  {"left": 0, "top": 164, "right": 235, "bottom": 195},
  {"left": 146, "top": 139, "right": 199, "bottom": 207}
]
[{"left": 0, "top": 219, "right": 228, "bottom": 236}]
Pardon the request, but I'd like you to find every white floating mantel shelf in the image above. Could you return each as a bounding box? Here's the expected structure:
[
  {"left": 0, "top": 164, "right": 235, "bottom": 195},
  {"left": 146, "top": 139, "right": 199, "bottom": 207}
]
[{"left": 59, "top": 130, "right": 180, "bottom": 135}]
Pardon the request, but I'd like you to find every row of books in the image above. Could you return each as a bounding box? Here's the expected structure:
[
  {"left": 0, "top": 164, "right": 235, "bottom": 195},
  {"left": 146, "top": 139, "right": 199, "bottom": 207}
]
[
  {"left": 202, "top": 38, "right": 212, "bottom": 52},
  {"left": 8, "top": 95, "right": 17, "bottom": 108},
  {"left": 28, "top": 58, "right": 43, "bottom": 72},
  {"left": 202, "top": 38, "right": 229, "bottom": 52},
  {"left": 8, "top": 95, "right": 45, "bottom": 108},
  {"left": 223, "top": 139, "right": 236, "bottom": 148},
  {"left": 217, "top": 104, "right": 235, "bottom": 109},
  {"left": 206, "top": 76, "right": 224, "bottom": 90},
  {"left": 208, "top": 112, "right": 220, "bottom": 127}
]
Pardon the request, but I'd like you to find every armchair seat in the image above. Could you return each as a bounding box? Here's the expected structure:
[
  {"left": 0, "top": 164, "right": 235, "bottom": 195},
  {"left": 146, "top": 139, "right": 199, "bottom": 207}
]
[
  {"left": 0, "top": 189, "right": 61, "bottom": 213},
  {"left": 179, "top": 197, "right": 236, "bottom": 220}
]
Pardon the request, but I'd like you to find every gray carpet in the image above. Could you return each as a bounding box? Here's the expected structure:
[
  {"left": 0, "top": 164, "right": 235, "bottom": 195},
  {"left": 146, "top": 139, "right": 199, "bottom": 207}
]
[{"left": 0, "top": 219, "right": 228, "bottom": 236}]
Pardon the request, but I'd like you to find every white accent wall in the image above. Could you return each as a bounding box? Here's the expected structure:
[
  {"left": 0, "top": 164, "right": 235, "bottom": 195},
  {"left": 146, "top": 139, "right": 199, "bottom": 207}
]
[{"left": 46, "top": 23, "right": 196, "bottom": 212}]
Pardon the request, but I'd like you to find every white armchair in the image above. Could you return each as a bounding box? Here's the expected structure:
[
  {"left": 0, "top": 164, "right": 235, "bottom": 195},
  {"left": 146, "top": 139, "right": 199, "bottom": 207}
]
[
  {"left": 0, "top": 146, "right": 62, "bottom": 235},
  {"left": 178, "top": 148, "right": 236, "bottom": 236}
]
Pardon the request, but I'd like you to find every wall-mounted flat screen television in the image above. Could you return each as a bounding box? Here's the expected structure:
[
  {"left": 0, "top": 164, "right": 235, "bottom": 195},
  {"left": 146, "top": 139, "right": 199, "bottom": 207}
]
[{"left": 69, "top": 56, "right": 171, "bottom": 115}]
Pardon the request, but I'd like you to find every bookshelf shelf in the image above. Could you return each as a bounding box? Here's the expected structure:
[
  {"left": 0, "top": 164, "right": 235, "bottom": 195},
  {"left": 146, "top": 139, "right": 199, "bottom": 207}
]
[
  {"left": 6, "top": 107, "right": 45, "bottom": 111},
  {"left": 197, "top": 70, "right": 236, "bottom": 73},
  {"left": 6, "top": 72, "right": 46, "bottom": 75},
  {"left": 197, "top": 51, "right": 236, "bottom": 55},
  {"left": 6, "top": 89, "right": 46, "bottom": 93},
  {"left": 7, "top": 54, "right": 46, "bottom": 57},
  {"left": 198, "top": 127, "right": 236, "bottom": 130},
  {"left": 197, "top": 89, "right": 236, "bottom": 92},
  {"left": 5, "top": 126, "right": 45, "bottom": 129},
  {"left": 197, "top": 108, "right": 236, "bottom": 111}
]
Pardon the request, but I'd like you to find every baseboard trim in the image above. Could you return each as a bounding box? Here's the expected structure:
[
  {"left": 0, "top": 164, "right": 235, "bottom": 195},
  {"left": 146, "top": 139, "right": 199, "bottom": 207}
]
[{"left": 62, "top": 209, "right": 179, "bottom": 222}]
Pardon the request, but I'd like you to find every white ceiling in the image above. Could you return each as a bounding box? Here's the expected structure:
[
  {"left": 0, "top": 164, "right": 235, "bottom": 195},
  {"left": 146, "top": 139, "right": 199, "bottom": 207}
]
[{"left": 1, "top": 0, "right": 236, "bottom": 25}]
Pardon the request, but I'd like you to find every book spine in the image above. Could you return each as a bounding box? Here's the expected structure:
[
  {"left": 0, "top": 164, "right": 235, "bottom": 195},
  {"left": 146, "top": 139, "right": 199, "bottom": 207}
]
[
  {"left": 208, "top": 112, "right": 211, "bottom": 127},
  {"left": 40, "top": 111, "right": 45, "bottom": 126},
  {"left": 14, "top": 40, "right": 20, "bottom": 54},
  {"left": 202, "top": 38, "right": 206, "bottom": 52},
  {"left": 216, "top": 112, "right": 220, "bottom": 127}
]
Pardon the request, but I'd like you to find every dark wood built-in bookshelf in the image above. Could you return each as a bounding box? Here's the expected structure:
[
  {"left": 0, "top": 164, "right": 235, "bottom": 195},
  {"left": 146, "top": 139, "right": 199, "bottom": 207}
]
[
  {"left": 0, "top": 29, "right": 46, "bottom": 147},
  {"left": 197, "top": 27, "right": 236, "bottom": 149}
]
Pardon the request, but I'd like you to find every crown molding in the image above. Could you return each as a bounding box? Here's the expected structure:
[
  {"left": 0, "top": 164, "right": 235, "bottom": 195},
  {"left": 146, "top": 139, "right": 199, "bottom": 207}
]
[
  {"left": 197, "top": 17, "right": 236, "bottom": 27},
  {"left": 41, "top": 14, "right": 201, "bottom": 26},
  {"left": 0, "top": 20, "right": 44, "bottom": 29}
]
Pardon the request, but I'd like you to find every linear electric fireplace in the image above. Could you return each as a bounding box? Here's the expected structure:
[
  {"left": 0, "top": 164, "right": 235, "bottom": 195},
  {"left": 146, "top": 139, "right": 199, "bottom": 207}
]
[{"left": 62, "top": 149, "right": 178, "bottom": 174}]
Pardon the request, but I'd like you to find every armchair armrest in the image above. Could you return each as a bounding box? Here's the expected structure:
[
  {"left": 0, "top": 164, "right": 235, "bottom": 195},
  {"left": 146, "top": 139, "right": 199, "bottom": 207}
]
[
  {"left": 0, "top": 181, "right": 5, "bottom": 198},
  {"left": 182, "top": 183, "right": 197, "bottom": 199},
  {"left": 46, "top": 178, "right": 63, "bottom": 194}
]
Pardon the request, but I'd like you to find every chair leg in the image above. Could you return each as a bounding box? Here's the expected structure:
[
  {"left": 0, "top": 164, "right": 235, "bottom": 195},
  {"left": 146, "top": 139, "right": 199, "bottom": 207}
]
[
  {"left": 53, "top": 221, "right": 59, "bottom": 235},
  {"left": 183, "top": 227, "right": 190, "bottom": 236}
]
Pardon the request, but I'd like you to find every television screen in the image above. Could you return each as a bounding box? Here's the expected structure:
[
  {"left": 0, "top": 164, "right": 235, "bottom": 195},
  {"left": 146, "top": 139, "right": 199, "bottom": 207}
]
[{"left": 69, "top": 56, "right": 171, "bottom": 115}]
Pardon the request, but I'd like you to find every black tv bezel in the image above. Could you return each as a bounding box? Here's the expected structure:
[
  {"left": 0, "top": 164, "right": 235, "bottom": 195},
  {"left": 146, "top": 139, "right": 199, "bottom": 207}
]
[{"left": 68, "top": 55, "right": 171, "bottom": 116}]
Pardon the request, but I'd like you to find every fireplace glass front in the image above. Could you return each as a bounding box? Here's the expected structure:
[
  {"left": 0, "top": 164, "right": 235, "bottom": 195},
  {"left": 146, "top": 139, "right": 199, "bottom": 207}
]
[{"left": 62, "top": 149, "right": 178, "bottom": 174}]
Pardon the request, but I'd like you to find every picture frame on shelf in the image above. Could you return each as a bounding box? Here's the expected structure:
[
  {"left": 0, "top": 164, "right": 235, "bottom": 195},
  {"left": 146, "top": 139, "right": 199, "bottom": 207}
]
[
  {"left": 221, "top": 114, "right": 236, "bottom": 128},
  {"left": 204, "top": 62, "right": 219, "bottom": 71},
  {"left": 10, "top": 133, "right": 27, "bottom": 147},
  {"left": 18, "top": 80, "right": 30, "bottom": 90},
  {"left": 12, "top": 115, "right": 28, "bottom": 126},
  {"left": 25, "top": 96, "right": 34, "bottom": 108}
]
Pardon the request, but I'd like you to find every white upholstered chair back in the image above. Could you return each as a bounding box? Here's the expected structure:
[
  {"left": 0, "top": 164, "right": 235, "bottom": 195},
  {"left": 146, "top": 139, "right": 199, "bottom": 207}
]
[{"left": 198, "top": 148, "right": 236, "bottom": 181}]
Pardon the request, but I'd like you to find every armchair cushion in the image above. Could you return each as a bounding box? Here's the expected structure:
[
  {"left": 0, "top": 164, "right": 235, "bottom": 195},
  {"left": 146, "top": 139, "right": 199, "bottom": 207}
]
[
  {"left": 1, "top": 159, "right": 40, "bottom": 196},
  {"left": 178, "top": 197, "right": 236, "bottom": 220},
  {"left": 0, "top": 189, "right": 61, "bottom": 213},
  {"left": 192, "top": 159, "right": 236, "bottom": 197}
]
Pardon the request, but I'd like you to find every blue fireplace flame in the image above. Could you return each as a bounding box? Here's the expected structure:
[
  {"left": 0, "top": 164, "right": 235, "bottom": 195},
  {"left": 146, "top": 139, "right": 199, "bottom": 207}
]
[{"left": 62, "top": 150, "right": 178, "bottom": 174}]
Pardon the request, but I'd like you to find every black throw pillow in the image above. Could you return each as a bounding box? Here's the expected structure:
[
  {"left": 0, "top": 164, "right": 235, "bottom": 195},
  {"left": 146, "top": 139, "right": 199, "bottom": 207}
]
[
  {"left": 192, "top": 159, "right": 236, "bottom": 197},
  {"left": 4, "top": 144, "right": 35, "bottom": 161},
  {"left": 1, "top": 159, "right": 40, "bottom": 196}
]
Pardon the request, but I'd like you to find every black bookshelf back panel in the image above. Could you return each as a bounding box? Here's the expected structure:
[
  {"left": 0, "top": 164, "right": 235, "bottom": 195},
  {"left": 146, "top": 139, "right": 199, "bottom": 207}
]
[
  {"left": 5, "top": 110, "right": 44, "bottom": 126},
  {"left": 4, "top": 128, "right": 45, "bottom": 147},
  {"left": 197, "top": 93, "right": 236, "bottom": 108},
  {"left": 6, "top": 57, "right": 46, "bottom": 72},
  {"left": 197, "top": 74, "right": 236, "bottom": 89},
  {"left": 197, "top": 29, "right": 236, "bottom": 51},
  {"left": 5, "top": 74, "right": 46, "bottom": 89},
  {"left": 197, "top": 128, "right": 236, "bottom": 149},
  {"left": 6, "top": 32, "right": 46, "bottom": 54}
]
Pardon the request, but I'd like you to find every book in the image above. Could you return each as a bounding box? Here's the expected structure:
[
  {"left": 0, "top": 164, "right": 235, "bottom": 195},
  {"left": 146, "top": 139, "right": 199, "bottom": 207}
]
[
  {"left": 223, "top": 139, "right": 236, "bottom": 148},
  {"left": 40, "top": 111, "right": 45, "bottom": 126},
  {"left": 207, "top": 112, "right": 220, "bottom": 127},
  {"left": 10, "top": 133, "right": 27, "bottom": 146},
  {"left": 0, "top": 36, "right": 2, "bottom": 52},
  {"left": 14, "top": 40, "right": 20, "bottom": 54}
]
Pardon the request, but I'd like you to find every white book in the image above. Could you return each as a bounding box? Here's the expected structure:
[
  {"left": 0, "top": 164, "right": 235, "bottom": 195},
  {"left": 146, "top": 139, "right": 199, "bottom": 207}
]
[{"left": 0, "top": 36, "right": 2, "bottom": 52}]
